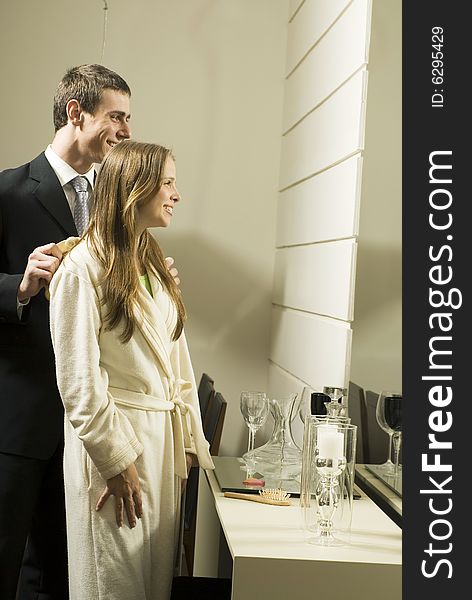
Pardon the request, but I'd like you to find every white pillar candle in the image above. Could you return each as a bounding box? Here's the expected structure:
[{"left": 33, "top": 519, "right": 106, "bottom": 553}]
[{"left": 316, "top": 426, "right": 344, "bottom": 459}]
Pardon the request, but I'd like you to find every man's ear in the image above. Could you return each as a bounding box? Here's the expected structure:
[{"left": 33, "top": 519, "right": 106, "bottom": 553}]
[{"left": 66, "top": 99, "right": 83, "bottom": 125}]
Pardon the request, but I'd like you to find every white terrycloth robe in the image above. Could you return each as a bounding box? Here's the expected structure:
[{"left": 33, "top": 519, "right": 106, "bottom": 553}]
[{"left": 49, "top": 240, "right": 214, "bottom": 600}]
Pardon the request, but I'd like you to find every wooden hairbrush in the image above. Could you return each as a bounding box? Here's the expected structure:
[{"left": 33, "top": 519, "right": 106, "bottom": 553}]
[{"left": 224, "top": 488, "right": 291, "bottom": 506}]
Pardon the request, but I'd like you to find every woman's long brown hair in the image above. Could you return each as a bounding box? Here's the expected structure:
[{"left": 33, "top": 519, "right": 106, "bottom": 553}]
[{"left": 85, "top": 140, "right": 186, "bottom": 343}]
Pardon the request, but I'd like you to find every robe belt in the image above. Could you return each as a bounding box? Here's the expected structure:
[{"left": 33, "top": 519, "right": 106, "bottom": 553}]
[{"left": 108, "top": 383, "right": 212, "bottom": 478}]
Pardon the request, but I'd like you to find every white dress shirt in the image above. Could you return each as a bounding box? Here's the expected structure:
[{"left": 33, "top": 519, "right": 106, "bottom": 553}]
[{"left": 44, "top": 145, "right": 95, "bottom": 214}]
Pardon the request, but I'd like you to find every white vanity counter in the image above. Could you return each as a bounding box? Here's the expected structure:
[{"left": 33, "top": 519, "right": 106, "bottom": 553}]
[{"left": 193, "top": 456, "right": 401, "bottom": 600}]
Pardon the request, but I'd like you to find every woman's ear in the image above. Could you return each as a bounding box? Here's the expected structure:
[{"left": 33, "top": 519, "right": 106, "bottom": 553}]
[{"left": 65, "top": 99, "right": 83, "bottom": 126}]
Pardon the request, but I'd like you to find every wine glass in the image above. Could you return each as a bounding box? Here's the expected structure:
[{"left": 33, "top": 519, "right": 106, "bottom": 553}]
[
  {"left": 240, "top": 391, "right": 269, "bottom": 474},
  {"left": 375, "top": 391, "right": 402, "bottom": 475},
  {"left": 392, "top": 430, "right": 402, "bottom": 476},
  {"left": 388, "top": 397, "right": 403, "bottom": 475}
]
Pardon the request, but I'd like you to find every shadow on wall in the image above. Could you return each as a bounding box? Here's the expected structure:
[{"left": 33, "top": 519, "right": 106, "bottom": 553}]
[
  {"left": 351, "top": 239, "right": 402, "bottom": 392},
  {"left": 153, "top": 229, "right": 274, "bottom": 456},
  {"left": 158, "top": 230, "right": 271, "bottom": 353},
  {"left": 354, "top": 241, "right": 402, "bottom": 322}
]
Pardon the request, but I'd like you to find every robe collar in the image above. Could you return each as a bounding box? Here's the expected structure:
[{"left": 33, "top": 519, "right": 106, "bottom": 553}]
[{"left": 134, "top": 271, "right": 174, "bottom": 381}]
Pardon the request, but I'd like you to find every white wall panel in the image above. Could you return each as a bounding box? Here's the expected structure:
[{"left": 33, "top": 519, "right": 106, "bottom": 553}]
[
  {"left": 270, "top": 306, "right": 352, "bottom": 389},
  {"left": 273, "top": 239, "right": 357, "bottom": 321},
  {"left": 286, "top": 0, "right": 351, "bottom": 75},
  {"left": 268, "top": 0, "right": 372, "bottom": 431},
  {"left": 268, "top": 361, "right": 306, "bottom": 400},
  {"left": 279, "top": 69, "right": 367, "bottom": 190},
  {"left": 289, "top": 0, "right": 305, "bottom": 22},
  {"left": 283, "top": 0, "right": 371, "bottom": 132},
  {"left": 276, "top": 154, "right": 362, "bottom": 246},
  {"left": 280, "top": 70, "right": 367, "bottom": 189}
]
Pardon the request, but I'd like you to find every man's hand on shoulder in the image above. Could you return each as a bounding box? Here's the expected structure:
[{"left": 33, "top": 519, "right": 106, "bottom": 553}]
[
  {"left": 165, "top": 256, "right": 180, "bottom": 286},
  {"left": 18, "top": 243, "right": 63, "bottom": 302}
]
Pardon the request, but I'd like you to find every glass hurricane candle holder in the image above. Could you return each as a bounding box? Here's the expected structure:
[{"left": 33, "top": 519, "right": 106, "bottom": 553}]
[
  {"left": 300, "top": 419, "right": 357, "bottom": 546},
  {"left": 314, "top": 452, "right": 346, "bottom": 545}
]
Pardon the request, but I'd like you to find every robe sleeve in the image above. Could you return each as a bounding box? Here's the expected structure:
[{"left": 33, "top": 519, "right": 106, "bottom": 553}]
[
  {"left": 171, "top": 330, "right": 214, "bottom": 469},
  {"left": 49, "top": 265, "right": 143, "bottom": 480}
]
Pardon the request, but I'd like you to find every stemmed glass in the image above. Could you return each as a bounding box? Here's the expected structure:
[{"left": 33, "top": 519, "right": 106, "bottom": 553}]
[
  {"left": 240, "top": 391, "right": 269, "bottom": 475},
  {"left": 375, "top": 391, "right": 402, "bottom": 475},
  {"left": 392, "top": 429, "right": 402, "bottom": 475},
  {"left": 389, "top": 397, "right": 402, "bottom": 475}
]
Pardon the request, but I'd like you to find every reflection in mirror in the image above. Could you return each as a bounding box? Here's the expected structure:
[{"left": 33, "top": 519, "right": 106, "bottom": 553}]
[{"left": 350, "top": 0, "right": 402, "bottom": 394}]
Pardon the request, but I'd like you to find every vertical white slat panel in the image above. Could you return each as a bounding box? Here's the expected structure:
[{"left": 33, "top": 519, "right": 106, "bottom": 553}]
[
  {"left": 279, "top": 69, "right": 367, "bottom": 190},
  {"left": 276, "top": 154, "right": 362, "bottom": 246},
  {"left": 283, "top": 0, "right": 371, "bottom": 132},
  {"left": 288, "top": 0, "right": 305, "bottom": 22},
  {"left": 268, "top": 361, "right": 306, "bottom": 399},
  {"left": 270, "top": 0, "right": 373, "bottom": 424},
  {"left": 273, "top": 239, "right": 357, "bottom": 321},
  {"left": 270, "top": 306, "right": 352, "bottom": 388},
  {"left": 286, "top": 0, "right": 352, "bottom": 75}
]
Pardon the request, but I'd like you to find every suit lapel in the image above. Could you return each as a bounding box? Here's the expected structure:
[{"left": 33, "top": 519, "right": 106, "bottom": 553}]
[{"left": 29, "top": 153, "right": 78, "bottom": 237}]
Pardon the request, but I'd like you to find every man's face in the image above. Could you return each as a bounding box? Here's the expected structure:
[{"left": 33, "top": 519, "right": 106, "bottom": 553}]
[{"left": 79, "top": 89, "right": 131, "bottom": 163}]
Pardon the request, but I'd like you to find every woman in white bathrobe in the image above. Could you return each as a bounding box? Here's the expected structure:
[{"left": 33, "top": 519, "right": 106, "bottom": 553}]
[{"left": 49, "top": 141, "right": 214, "bottom": 600}]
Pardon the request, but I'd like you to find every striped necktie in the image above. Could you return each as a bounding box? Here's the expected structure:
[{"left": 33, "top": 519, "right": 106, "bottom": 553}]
[{"left": 70, "top": 176, "right": 90, "bottom": 235}]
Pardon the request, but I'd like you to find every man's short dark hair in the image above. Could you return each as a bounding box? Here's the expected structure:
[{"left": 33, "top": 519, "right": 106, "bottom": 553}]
[{"left": 53, "top": 64, "right": 131, "bottom": 132}]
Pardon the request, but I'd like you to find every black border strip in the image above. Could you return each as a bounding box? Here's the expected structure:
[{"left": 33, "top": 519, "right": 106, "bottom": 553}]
[{"left": 403, "top": 2, "right": 468, "bottom": 597}]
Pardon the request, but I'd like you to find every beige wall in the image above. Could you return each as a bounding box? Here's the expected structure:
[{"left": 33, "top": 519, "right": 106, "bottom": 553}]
[
  {"left": 0, "top": 0, "right": 289, "bottom": 456},
  {"left": 350, "top": 0, "right": 402, "bottom": 395},
  {"left": 0, "top": 0, "right": 401, "bottom": 457}
]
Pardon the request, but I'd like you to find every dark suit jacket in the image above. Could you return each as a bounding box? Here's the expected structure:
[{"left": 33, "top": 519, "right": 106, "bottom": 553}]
[{"left": 0, "top": 152, "right": 78, "bottom": 459}]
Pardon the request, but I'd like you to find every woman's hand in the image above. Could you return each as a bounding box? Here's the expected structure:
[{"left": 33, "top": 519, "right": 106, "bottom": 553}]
[{"left": 95, "top": 463, "right": 143, "bottom": 528}]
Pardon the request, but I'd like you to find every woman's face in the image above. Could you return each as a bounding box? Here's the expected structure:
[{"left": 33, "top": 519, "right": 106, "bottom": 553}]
[{"left": 136, "top": 157, "right": 180, "bottom": 232}]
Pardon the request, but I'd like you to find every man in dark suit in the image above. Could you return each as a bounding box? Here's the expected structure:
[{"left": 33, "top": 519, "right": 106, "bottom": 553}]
[{"left": 0, "top": 64, "right": 132, "bottom": 600}]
